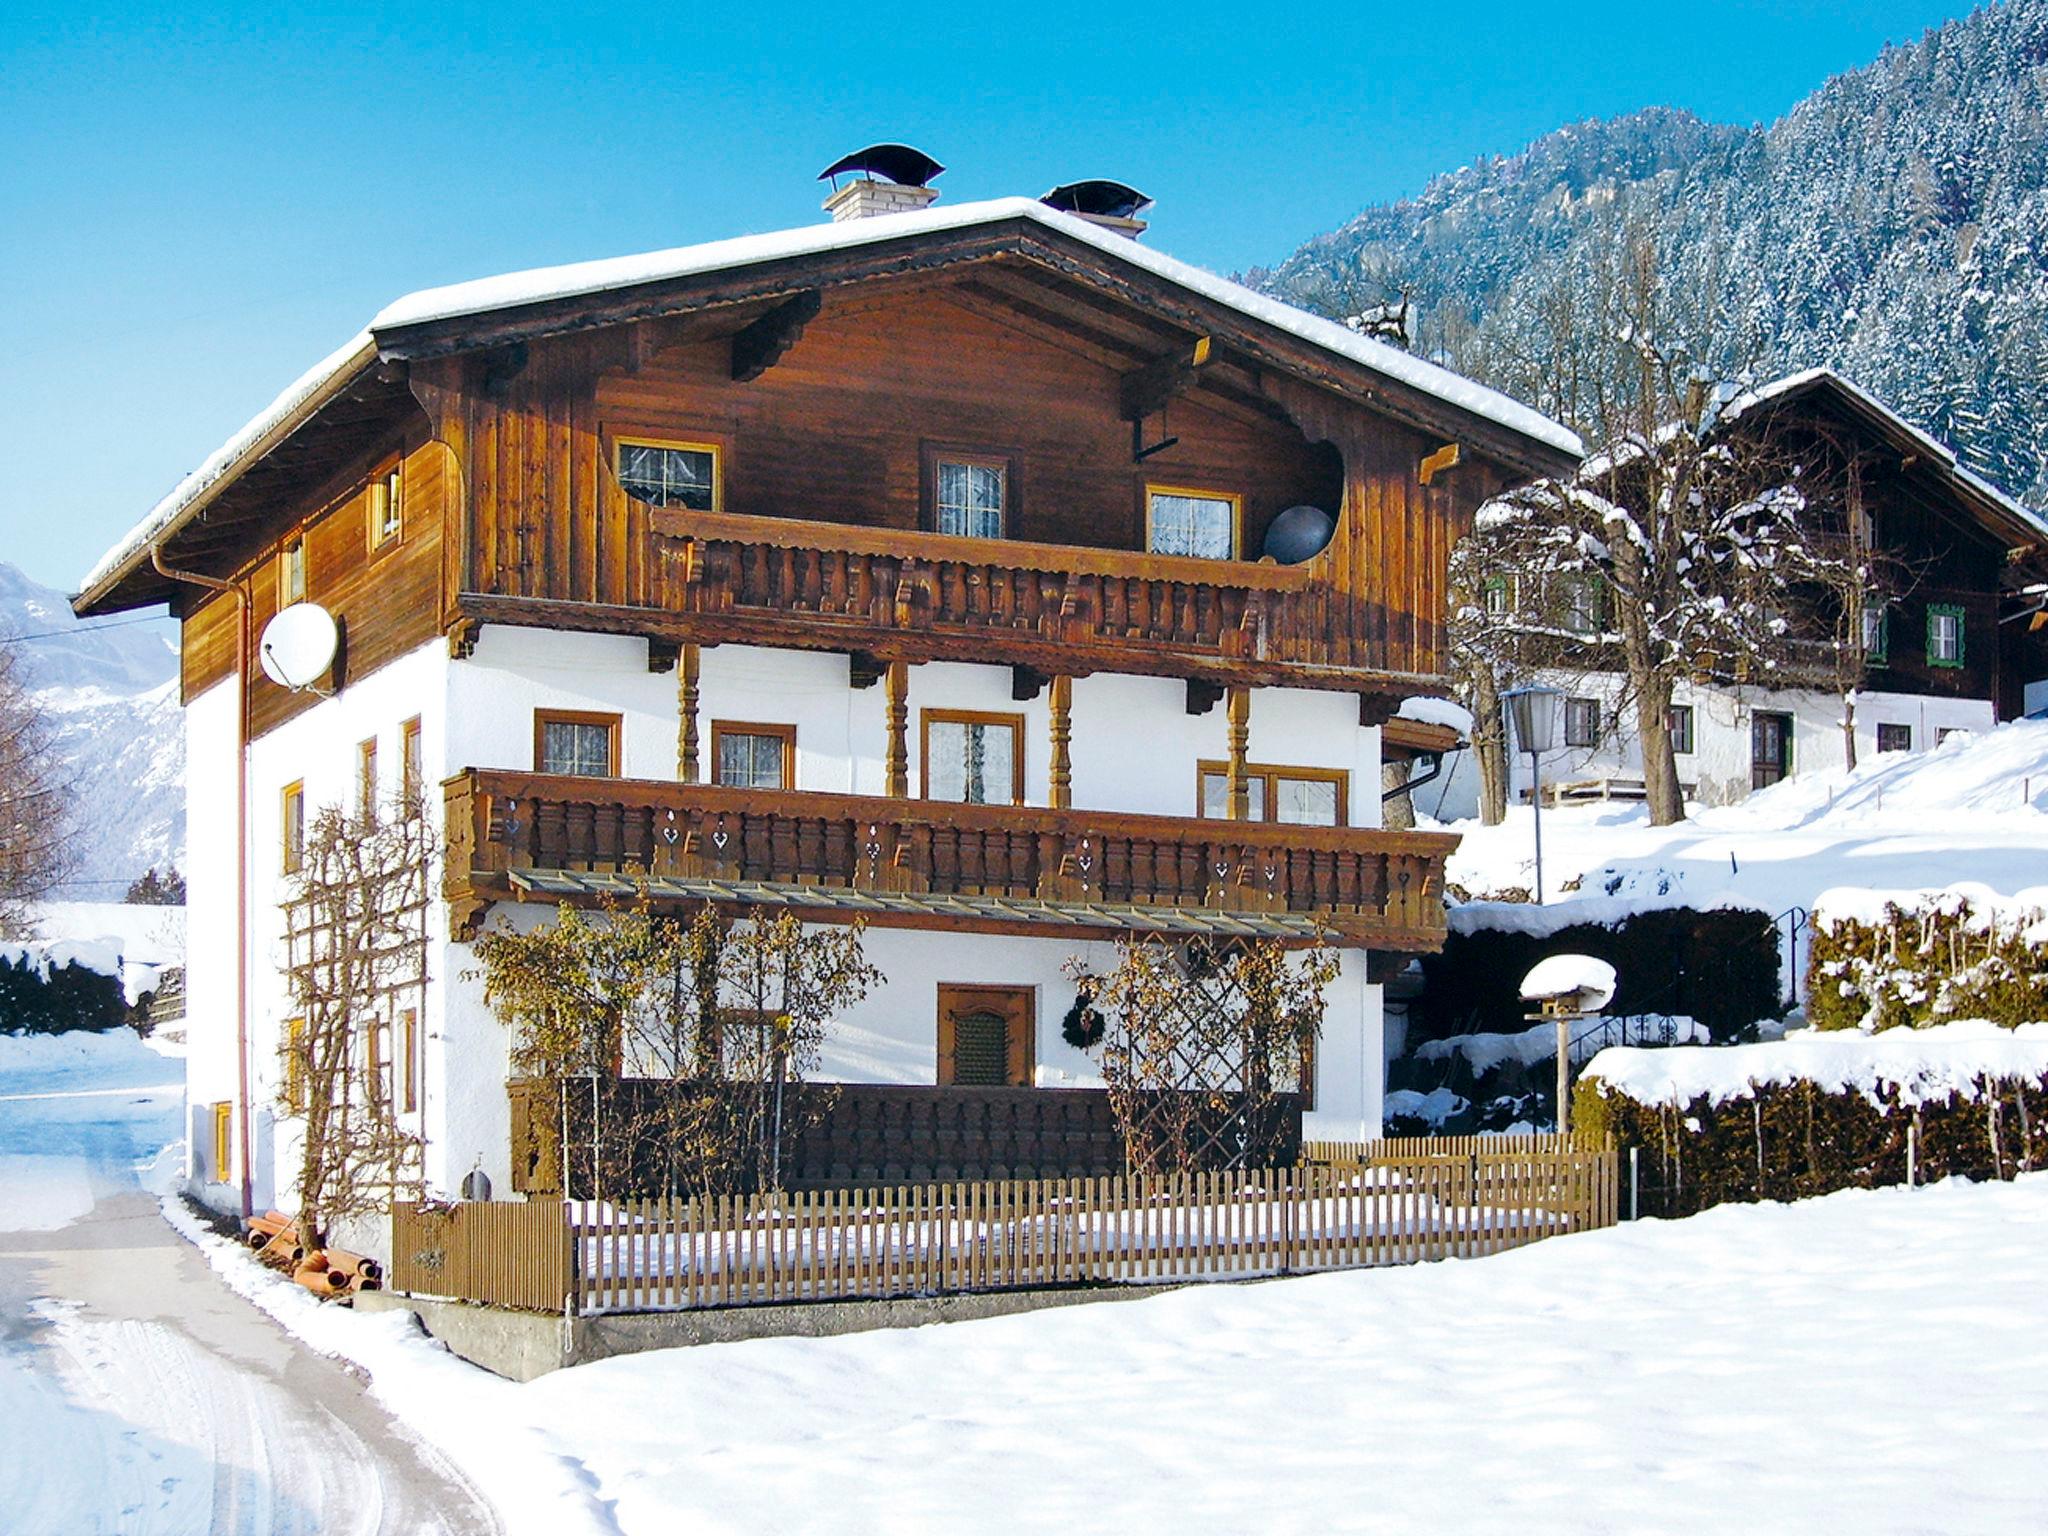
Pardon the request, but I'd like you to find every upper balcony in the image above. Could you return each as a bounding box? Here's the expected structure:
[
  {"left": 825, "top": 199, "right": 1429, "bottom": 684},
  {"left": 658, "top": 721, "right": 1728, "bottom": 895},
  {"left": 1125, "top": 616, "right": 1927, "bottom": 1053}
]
[{"left": 443, "top": 769, "right": 1456, "bottom": 952}]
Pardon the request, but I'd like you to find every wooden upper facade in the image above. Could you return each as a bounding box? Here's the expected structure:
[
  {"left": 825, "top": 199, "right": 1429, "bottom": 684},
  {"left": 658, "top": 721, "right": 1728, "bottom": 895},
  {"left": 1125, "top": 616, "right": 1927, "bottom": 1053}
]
[{"left": 81, "top": 199, "right": 1577, "bottom": 723}]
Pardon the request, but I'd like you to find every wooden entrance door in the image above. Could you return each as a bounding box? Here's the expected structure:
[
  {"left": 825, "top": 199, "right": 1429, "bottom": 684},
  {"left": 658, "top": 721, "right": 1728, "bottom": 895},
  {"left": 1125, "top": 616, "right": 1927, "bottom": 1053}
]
[
  {"left": 1751, "top": 711, "right": 1794, "bottom": 790},
  {"left": 936, "top": 985, "right": 1035, "bottom": 1087}
]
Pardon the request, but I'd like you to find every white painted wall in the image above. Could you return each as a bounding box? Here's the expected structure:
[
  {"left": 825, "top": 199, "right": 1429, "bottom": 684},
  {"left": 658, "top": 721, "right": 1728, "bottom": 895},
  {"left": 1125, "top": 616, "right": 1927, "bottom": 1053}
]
[
  {"left": 183, "top": 622, "right": 1404, "bottom": 1224},
  {"left": 1428, "top": 674, "right": 1998, "bottom": 821}
]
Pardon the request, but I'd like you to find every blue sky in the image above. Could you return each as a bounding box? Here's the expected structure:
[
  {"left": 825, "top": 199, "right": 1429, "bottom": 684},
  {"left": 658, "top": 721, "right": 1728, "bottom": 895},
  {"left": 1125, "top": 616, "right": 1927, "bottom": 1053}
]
[{"left": 0, "top": 0, "right": 1976, "bottom": 594}]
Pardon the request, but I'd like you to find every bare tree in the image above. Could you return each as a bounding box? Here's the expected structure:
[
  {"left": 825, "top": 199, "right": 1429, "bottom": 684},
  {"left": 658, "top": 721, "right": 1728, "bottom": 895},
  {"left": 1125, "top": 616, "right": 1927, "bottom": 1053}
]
[
  {"left": 0, "top": 646, "right": 75, "bottom": 937},
  {"left": 277, "top": 791, "right": 430, "bottom": 1241}
]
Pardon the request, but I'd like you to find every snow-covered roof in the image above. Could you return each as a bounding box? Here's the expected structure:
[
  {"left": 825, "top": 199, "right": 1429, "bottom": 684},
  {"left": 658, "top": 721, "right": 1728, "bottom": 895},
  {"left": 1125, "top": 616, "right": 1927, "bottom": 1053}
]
[
  {"left": 1723, "top": 367, "right": 2048, "bottom": 547},
  {"left": 81, "top": 198, "right": 1582, "bottom": 600}
]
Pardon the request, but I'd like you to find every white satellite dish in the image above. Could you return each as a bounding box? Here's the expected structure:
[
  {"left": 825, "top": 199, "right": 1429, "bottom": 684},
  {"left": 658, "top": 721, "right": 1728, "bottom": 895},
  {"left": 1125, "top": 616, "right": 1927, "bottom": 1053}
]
[{"left": 259, "top": 602, "right": 339, "bottom": 691}]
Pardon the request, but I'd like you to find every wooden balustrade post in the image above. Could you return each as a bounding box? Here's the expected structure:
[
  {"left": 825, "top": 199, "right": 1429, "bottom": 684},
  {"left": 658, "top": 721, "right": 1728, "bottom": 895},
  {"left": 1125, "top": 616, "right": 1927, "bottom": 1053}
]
[
  {"left": 884, "top": 661, "right": 910, "bottom": 799},
  {"left": 677, "top": 643, "right": 701, "bottom": 782},
  {"left": 1225, "top": 685, "right": 1252, "bottom": 822},
  {"left": 1048, "top": 675, "right": 1073, "bottom": 811}
]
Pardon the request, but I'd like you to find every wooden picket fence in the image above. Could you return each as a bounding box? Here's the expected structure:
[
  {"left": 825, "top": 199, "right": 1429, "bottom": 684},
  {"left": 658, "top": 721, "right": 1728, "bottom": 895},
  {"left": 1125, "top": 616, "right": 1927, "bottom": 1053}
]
[{"left": 393, "top": 1135, "right": 1615, "bottom": 1315}]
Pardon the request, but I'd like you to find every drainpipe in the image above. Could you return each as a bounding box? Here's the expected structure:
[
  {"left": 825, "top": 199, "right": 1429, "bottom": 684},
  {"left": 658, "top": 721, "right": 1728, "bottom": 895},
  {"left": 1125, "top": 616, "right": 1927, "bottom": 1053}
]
[{"left": 152, "top": 545, "right": 255, "bottom": 1221}]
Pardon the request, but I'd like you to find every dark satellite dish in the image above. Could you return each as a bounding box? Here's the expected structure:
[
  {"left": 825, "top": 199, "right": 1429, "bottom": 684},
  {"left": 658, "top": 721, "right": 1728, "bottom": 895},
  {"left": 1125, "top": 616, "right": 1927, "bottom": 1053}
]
[
  {"left": 818, "top": 144, "right": 946, "bottom": 188},
  {"left": 1041, "top": 179, "right": 1154, "bottom": 220},
  {"left": 1263, "top": 505, "right": 1337, "bottom": 565}
]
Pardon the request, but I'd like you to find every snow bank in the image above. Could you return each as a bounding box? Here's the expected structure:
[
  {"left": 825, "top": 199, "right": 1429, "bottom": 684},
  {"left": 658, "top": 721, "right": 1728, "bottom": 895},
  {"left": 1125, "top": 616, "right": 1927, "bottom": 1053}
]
[
  {"left": 1583, "top": 1019, "right": 2048, "bottom": 1108},
  {"left": 1419, "top": 1016, "right": 1707, "bottom": 1074},
  {"left": 0, "top": 938, "right": 122, "bottom": 982},
  {"left": 1382, "top": 1086, "right": 1468, "bottom": 1126}
]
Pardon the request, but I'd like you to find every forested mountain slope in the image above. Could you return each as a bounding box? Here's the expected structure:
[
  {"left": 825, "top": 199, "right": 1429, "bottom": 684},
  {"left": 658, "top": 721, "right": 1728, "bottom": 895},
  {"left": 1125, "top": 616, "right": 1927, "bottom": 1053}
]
[{"left": 1257, "top": 0, "right": 2048, "bottom": 505}]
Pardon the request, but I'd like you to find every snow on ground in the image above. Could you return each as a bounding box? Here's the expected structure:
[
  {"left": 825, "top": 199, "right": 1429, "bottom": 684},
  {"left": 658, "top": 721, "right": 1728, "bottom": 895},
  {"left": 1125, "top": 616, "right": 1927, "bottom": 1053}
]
[
  {"left": 0, "top": 1030, "right": 181, "bottom": 1230},
  {"left": 183, "top": 1167, "right": 2048, "bottom": 1535},
  {"left": 1434, "top": 716, "right": 2048, "bottom": 922}
]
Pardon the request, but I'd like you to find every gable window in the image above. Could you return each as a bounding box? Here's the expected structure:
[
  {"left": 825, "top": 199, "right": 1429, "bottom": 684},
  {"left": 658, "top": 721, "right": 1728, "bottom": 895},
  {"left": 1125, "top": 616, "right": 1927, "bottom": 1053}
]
[
  {"left": 535, "top": 710, "right": 621, "bottom": 777},
  {"left": 1668, "top": 704, "right": 1695, "bottom": 756},
  {"left": 281, "top": 780, "right": 306, "bottom": 874},
  {"left": 1197, "top": 763, "right": 1349, "bottom": 826},
  {"left": 616, "top": 438, "right": 719, "bottom": 511},
  {"left": 1564, "top": 697, "right": 1601, "bottom": 748},
  {"left": 366, "top": 463, "right": 403, "bottom": 553},
  {"left": 933, "top": 456, "right": 1007, "bottom": 539},
  {"left": 1146, "top": 487, "right": 1238, "bottom": 560},
  {"left": 279, "top": 536, "right": 306, "bottom": 607},
  {"left": 357, "top": 737, "right": 379, "bottom": 821},
  {"left": 1862, "top": 600, "right": 1889, "bottom": 663},
  {"left": 1877, "top": 723, "right": 1912, "bottom": 754},
  {"left": 712, "top": 721, "right": 795, "bottom": 790},
  {"left": 1926, "top": 603, "right": 1965, "bottom": 668},
  {"left": 400, "top": 717, "right": 423, "bottom": 809},
  {"left": 922, "top": 710, "right": 1024, "bottom": 805}
]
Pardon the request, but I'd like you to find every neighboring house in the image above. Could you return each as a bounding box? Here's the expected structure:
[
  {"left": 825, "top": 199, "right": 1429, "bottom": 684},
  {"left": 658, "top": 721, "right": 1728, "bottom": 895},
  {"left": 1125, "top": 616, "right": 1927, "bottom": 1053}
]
[
  {"left": 74, "top": 151, "right": 1577, "bottom": 1220},
  {"left": 1439, "top": 369, "right": 2048, "bottom": 815}
]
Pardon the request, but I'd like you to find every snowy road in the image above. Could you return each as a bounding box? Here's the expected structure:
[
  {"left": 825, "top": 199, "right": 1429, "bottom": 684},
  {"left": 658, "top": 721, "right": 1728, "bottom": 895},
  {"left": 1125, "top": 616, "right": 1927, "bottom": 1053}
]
[{"left": 0, "top": 1032, "right": 501, "bottom": 1535}]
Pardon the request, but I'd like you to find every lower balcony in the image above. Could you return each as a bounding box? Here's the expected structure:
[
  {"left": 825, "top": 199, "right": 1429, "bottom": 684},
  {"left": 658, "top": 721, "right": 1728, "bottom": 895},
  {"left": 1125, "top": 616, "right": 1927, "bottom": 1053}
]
[{"left": 444, "top": 770, "right": 1455, "bottom": 950}]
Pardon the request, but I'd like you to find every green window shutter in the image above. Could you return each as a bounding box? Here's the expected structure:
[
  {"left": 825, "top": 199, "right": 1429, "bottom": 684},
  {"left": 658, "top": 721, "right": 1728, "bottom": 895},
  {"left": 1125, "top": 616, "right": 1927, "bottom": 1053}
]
[{"left": 1926, "top": 603, "right": 1966, "bottom": 669}]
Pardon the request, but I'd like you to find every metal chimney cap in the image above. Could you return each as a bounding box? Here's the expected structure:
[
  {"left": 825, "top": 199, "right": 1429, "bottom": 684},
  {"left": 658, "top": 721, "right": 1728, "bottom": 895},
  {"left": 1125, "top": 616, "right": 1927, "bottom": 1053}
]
[
  {"left": 819, "top": 144, "right": 946, "bottom": 188},
  {"left": 1041, "top": 179, "right": 1154, "bottom": 220}
]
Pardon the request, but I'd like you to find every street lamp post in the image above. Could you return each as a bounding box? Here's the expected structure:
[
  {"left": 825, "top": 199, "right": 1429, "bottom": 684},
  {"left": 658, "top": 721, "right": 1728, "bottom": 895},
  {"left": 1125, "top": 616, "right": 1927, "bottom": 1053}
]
[{"left": 1503, "top": 682, "right": 1562, "bottom": 903}]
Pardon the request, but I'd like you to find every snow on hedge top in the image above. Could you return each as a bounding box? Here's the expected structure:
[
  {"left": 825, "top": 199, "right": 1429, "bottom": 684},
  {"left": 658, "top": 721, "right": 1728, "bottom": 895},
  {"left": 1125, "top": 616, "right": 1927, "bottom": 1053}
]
[
  {"left": 78, "top": 331, "right": 377, "bottom": 596},
  {"left": 1582, "top": 1019, "right": 2048, "bottom": 1108},
  {"left": 1812, "top": 882, "right": 2048, "bottom": 935},
  {"left": 1395, "top": 696, "right": 1474, "bottom": 733},
  {"left": 371, "top": 199, "right": 1581, "bottom": 457},
  {"left": 1449, "top": 889, "right": 1769, "bottom": 937}
]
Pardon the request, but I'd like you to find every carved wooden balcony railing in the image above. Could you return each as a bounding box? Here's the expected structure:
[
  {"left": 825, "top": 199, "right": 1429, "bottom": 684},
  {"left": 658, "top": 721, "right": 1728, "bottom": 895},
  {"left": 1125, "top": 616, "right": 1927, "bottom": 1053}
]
[
  {"left": 444, "top": 769, "right": 1454, "bottom": 950},
  {"left": 640, "top": 507, "right": 1347, "bottom": 685}
]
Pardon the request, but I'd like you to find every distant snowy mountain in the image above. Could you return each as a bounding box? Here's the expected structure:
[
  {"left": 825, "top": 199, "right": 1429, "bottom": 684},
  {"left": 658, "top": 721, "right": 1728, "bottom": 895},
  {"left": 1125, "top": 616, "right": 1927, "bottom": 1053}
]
[
  {"left": 0, "top": 563, "right": 183, "bottom": 895},
  {"left": 1258, "top": 0, "right": 2048, "bottom": 508}
]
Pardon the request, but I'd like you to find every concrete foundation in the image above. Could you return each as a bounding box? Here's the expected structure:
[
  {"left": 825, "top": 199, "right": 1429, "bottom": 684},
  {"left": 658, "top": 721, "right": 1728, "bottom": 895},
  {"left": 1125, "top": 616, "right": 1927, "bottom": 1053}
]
[{"left": 358, "top": 1280, "right": 1193, "bottom": 1381}]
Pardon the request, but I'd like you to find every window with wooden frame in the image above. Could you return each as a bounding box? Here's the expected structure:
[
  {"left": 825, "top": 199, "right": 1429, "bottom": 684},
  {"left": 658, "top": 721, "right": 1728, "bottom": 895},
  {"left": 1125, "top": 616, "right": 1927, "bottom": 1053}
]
[
  {"left": 711, "top": 721, "right": 795, "bottom": 790},
  {"left": 936, "top": 984, "right": 1034, "bottom": 1088},
  {"left": 1667, "top": 704, "right": 1695, "bottom": 756},
  {"left": 925, "top": 448, "right": 1011, "bottom": 539},
  {"left": 357, "top": 736, "right": 379, "bottom": 821},
  {"left": 921, "top": 710, "right": 1025, "bottom": 805},
  {"left": 1145, "top": 485, "right": 1239, "bottom": 560},
  {"left": 1862, "top": 599, "right": 1889, "bottom": 663},
  {"left": 615, "top": 437, "right": 721, "bottom": 511},
  {"left": 1561, "top": 575, "right": 1606, "bottom": 635},
  {"left": 278, "top": 535, "right": 306, "bottom": 606},
  {"left": 1196, "top": 762, "right": 1349, "bottom": 825},
  {"left": 284, "top": 1017, "right": 307, "bottom": 1113},
  {"left": 400, "top": 1008, "right": 419, "bottom": 1114},
  {"left": 281, "top": 780, "right": 305, "bottom": 874},
  {"left": 1926, "top": 603, "right": 1965, "bottom": 668},
  {"left": 1877, "top": 722, "right": 1913, "bottom": 754},
  {"left": 534, "top": 710, "right": 621, "bottom": 777},
  {"left": 399, "top": 717, "right": 423, "bottom": 810},
  {"left": 211, "top": 1101, "right": 232, "bottom": 1179},
  {"left": 365, "top": 1017, "right": 390, "bottom": 1116},
  {"left": 1564, "top": 697, "right": 1601, "bottom": 748},
  {"left": 365, "top": 460, "right": 403, "bottom": 554},
  {"left": 1298, "top": 1030, "right": 1316, "bottom": 1111}
]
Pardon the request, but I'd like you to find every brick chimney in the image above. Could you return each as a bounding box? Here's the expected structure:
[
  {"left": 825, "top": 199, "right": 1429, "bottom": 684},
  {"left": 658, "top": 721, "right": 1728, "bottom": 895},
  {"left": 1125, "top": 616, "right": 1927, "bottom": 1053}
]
[{"left": 818, "top": 144, "right": 944, "bottom": 221}]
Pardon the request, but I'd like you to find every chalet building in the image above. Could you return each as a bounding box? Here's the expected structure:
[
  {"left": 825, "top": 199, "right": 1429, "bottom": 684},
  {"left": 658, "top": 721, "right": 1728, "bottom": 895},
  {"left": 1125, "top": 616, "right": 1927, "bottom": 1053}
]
[
  {"left": 75, "top": 152, "right": 1578, "bottom": 1219},
  {"left": 1434, "top": 369, "right": 2048, "bottom": 817}
]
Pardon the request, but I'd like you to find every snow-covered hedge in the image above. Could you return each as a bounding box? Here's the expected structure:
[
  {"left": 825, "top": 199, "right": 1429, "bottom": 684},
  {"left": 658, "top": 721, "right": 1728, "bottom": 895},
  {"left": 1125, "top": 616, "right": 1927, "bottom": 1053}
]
[
  {"left": 1573, "top": 1021, "right": 2048, "bottom": 1217},
  {"left": 1807, "top": 883, "right": 2048, "bottom": 1032},
  {"left": 0, "top": 942, "right": 132, "bottom": 1035},
  {"left": 1420, "top": 904, "right": 1778, "bottom": 1042}
]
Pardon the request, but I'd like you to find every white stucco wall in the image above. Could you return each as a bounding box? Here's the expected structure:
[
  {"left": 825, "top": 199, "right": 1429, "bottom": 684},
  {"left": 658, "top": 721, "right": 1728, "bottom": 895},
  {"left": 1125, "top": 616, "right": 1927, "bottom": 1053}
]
[{"left": 1430, "top": 675, "right": 1999, "bottom": 821}]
